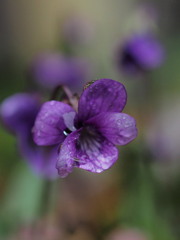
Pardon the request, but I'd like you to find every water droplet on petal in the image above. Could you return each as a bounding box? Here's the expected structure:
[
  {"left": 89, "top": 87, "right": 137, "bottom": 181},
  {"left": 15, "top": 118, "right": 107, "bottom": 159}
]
[
  {"left": 108, "top": 88, "right": 112, "bottom": 92},
  {"left": 117, "top": 119, "right": 122, "bottom": 125}
]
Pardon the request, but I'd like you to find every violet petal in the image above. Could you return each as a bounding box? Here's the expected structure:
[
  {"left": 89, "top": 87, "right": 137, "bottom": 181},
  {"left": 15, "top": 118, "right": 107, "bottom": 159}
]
[
  {"left": 77, "top": 79, "right": 127, "bottom": 123},
  {"left": 86, "top": 112, "right": 138, "bottom": 145},
  {"left": 33, "top": 100, "right": 76, "bottom": 146},
  {"left": 31, "top": 53, "right": 68, "bottom": 88},
  {"left": 57, "top": 128, "right": 118, "bottom": 176},
  {"left": 19, "top": 134, "right": 59, "bottom": 179},
  {"left": 0, "top": 93, "right": 40, "bottom": 134},
  {"left": 76, "top": 132, "right": 119, "bottom": 173},
  {"left": 56, "top": 131, "right": 80, "bottom": 178},
  {"left": 129, "top": 34, "right": 165, "bottom": 68}
]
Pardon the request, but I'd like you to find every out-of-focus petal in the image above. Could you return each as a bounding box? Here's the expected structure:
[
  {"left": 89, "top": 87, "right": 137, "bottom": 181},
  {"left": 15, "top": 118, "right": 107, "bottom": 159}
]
[
  {"left": 31, "top": 53, "right": 68, "bottom": 88},
  {"left": 87, "top": 112, "right": 137, "bottom": 145},
  {"left": 33, "top": 100, "right": 76, "bottom": 146},
  {"left": 118, "top": 33, "right": 165, "bottom": 75},
  {"left": 66, "top": 57, "right": 93, "bottom": 94},
  {"left": 129, "top": 34, "right": 165, "bottom": 68},
  {"left": 77, "top": 79, "right": 127, "bottom": 123},
  {"left": 0, "top": 93, "right": 40, "bottom": 134},
  {"left": 19, "top": 134, "right": 59, "bottom": 179},
  {"left": 31, "top": 53, "right": 92, "bottom": 94}
]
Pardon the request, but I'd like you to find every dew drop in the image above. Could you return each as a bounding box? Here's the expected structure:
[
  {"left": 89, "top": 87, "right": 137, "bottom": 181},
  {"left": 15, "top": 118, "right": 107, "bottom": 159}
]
[
  {"left": 117, "top": 119, "right": 122, "bottom": 125},
  {"left": 63, "top": 130, "right": 69, "bottom": 136}
]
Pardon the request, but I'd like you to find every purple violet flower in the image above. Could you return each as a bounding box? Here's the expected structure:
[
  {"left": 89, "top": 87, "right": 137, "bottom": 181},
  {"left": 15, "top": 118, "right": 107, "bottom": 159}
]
[
  {"left": 0, "top": 93, "right": 59, "bottom": 179},
  {"left": 33, "top": 79, "right": 138, "bottom": 178},
  {"left": 31, "top": 53, "right": 92, "bottom": 93},
  {"left": 117, "top": 33, "right": 165, "bottom": 75}
]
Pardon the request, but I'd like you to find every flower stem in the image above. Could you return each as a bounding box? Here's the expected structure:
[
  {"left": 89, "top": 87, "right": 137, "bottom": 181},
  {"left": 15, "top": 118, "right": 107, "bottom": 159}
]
[
  {"left": 63, "top": 86, "right": 79, "bottom": 112},
  {"left": 50, "top": 85, "right": 79, "bottom": 111}
]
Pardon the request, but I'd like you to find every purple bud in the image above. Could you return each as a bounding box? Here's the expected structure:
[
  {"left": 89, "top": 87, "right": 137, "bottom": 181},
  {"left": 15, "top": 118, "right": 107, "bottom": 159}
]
[{"left": 116, "top": 33, "right": 165, "bottom": 75}]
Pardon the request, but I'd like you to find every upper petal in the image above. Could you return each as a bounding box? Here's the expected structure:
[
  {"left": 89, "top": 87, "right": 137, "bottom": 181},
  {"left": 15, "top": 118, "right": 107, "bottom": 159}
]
[
  {"left": 77, "top": 79, "right": 127, "bottom": 123},
  {"left": 86, "top": 112, "right": 138, "bottom": 145},
  {"left": 33, "top": 100, "right": 76, "bottom": 146}
]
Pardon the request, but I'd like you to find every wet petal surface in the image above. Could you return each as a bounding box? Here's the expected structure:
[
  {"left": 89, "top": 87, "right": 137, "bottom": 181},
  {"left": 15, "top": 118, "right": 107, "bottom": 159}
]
[
  {"left": 57, "top": 127, "right": 118, "bottom": 176},
  {"left": 56, "top": 131, "right": 80, "bottom": 178},
  {"left": 77, "top": 79, "right": 127, "bottom": 123},
  {"left": 86, "top": 112, "right": 137, "bottom": 145},
  {"left": 77, "top": 141, "right": 118, "bottom": 173},
  {"left": 33, "top": 100, "right": 76, "bottom": 146}
]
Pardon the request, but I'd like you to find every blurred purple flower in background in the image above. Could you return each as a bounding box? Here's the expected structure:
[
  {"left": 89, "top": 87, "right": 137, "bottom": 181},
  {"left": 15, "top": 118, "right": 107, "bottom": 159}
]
[
  {"left": 30, "top": 53, "right": 92, "bottom": 93},
  {"left": 0, "top": 93, "right": 58, "bottom": 179},
  {"left": 33, "top": 79, "right": 137, "bottom": 178},
  {"left": 116, "top": 33, "right": 165, "bottom": 75},
  {"left": 1, "top": 93, "right": 40, "bottom": 135}
]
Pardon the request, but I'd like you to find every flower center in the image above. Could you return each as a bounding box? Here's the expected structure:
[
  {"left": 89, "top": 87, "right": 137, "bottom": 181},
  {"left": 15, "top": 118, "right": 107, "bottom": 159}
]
[
  {"left": 77, "top": 126, "right": 102, "bottom": 153},
  {"left": 63, "top": 128, "right": 72, "bottom": 136}
]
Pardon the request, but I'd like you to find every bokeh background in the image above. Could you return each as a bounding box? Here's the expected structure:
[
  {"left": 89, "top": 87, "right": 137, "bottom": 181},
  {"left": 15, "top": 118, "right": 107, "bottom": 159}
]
[{"left": 0, "top": 0, "right": 180, "bottom": 239}]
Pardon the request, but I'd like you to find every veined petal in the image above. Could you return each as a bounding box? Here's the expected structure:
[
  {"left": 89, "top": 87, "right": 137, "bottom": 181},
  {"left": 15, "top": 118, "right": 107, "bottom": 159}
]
[
  {"left": 56, "top": 131, "right": 80, "bottom": 178},
  {"left": 19, "top": 134, "right": 59, "bottom": 179},
  {"left": 33, "top": 100, "right": 76, "bottom": 146},
  {"left": 77, "top": 79, "right": 127, "bottom": 123},
  {"left": 86, "top": 112, "right": 138, "bottom": 145},
  {"left": 77, "top": 136, "right": 119, "bottom": 173},
  {"left": 56, "top": 127, "right": 119, "bottom": 176}
]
